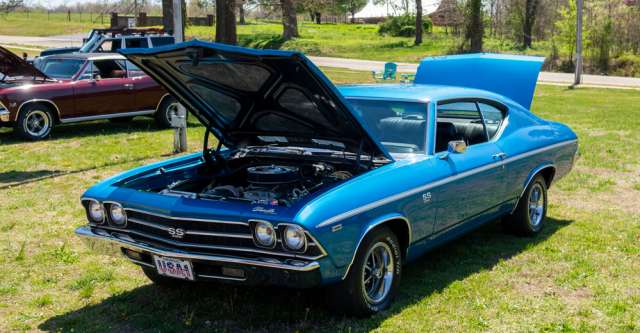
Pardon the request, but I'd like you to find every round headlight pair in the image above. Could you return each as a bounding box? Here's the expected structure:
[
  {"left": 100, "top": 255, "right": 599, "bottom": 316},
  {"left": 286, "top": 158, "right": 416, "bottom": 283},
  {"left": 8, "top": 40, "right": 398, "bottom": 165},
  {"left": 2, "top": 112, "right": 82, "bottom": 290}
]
[{"left": 108, "top": 203, "right": 127, "bottom": 227}]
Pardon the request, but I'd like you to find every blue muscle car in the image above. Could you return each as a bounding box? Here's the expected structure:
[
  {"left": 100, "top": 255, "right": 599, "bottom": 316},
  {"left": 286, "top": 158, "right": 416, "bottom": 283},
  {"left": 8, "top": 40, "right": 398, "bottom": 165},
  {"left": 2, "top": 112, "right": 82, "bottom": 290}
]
[{"left": 75, "top": 42, "right": 578, "bottom": 316}]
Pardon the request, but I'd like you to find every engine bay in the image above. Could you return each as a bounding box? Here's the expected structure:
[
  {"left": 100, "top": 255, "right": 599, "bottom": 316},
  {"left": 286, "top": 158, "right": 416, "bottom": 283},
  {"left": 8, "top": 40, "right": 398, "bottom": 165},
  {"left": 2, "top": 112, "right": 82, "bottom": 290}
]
[{"left": 150, "top": 160, "right": 355, "bottom": 207}]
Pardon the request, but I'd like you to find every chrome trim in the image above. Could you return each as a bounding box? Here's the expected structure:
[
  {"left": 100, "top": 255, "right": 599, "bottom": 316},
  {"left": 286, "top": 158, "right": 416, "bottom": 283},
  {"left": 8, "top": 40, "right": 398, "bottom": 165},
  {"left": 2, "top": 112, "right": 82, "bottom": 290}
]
[
  {"left": 0, "top": 103, "right": 9, "bottom": 122},
  {"left": 341, "top": 215, "right": 411, "bottom": 280},
  {"left": 510, "top": 164, "right": 556, "bottom": 214},
  {"left": 81, "top": 198, "right": 106, "bottom": 225},
  {"left": 317, "top": 139, "right": 578, "bottom": 229},
  {"left": 93, "top": 225, "right": 324, "bottom": 260},
  {"left": 197, "top": 273, "right": 247, "bottom": 282},
  {"left": 59, "top": 109, "right": 155, "bottom": 124},
  {"left": 16, "top": 99, "right": 61, "bottom": 121},
  {"left": 127, "top": 217, "right": 253, "bottom": 239},
  {"left": 127, "top": 257, "right": 155, "bottom": 268},
  {"left": 124, "top": 208, "right": 249, "bottom": 226},
  {"left": 75, "top": 226, "right": 320, "bottom": 272}
]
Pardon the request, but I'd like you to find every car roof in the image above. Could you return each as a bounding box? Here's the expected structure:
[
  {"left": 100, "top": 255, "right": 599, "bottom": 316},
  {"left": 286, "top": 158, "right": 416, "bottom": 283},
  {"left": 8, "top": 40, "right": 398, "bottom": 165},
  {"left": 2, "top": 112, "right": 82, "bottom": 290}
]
[
  {"left": 40, "top": 53, "right": 127, "bottom": 61},
  {"left": 337, "top": 83, "right": 514, "bottom": 105}
]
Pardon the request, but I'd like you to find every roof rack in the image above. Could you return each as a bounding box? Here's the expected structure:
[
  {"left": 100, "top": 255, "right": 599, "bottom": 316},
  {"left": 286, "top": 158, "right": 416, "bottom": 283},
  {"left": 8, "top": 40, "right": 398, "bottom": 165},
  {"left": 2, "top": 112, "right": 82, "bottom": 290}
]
[{"left": 87, "top": 27, "right": 168, "bottom": 39}]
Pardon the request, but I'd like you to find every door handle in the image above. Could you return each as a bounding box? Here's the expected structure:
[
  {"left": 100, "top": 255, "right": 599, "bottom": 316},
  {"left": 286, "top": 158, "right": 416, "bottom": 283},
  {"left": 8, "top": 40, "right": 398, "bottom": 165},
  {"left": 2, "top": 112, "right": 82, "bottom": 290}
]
[
  {"left": 492, "top": 152, "right": 507, "bottom": 160},
  {"left": 123, "top": 83, "right": 134, "bottom": 90}
]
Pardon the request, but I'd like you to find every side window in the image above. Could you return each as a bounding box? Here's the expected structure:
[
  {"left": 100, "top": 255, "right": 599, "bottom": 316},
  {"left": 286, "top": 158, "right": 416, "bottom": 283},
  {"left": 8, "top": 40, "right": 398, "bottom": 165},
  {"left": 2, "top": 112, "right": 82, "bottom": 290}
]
[
  {"left": 435, "top": 101, "right": 488, "bottom": 153},
  {"left": 478, "top": 102, "right": 506, "bottom": 139},
  {"left": 96, "top": 39, "right": 121, "bottom": 52},
  {"left": 150, "top": 36, "right": 175, "bottom": 47},
  {"left": 93, "top": 60, "right": 126, "bottom": 79},
  {"left": 126, "top": 61, "right": 145, "bottom": 78},
  {"left": 125, "top": 38, "right": 149, "bottom": 48}
]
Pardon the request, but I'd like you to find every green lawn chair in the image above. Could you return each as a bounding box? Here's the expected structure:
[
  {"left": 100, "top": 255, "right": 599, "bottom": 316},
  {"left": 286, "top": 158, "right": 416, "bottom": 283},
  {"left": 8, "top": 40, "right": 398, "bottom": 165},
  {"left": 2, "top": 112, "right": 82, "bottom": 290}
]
[{"left": 372, "top": 62, "right": 398, "bottom": 81}]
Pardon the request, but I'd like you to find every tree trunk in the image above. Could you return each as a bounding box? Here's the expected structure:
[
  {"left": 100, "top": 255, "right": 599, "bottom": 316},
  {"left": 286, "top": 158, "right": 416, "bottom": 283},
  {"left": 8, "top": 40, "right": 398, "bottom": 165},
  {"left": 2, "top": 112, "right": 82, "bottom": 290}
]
[
  {"left": 522, "top": 0, "right": 539, "bottom": 48},
  {"left": 415, "top": 0, "right": 423, "bottom": 45},
  {"left": 215, "top": 0, "right": 237, "bottom": 45},
  {"left": 239, "top": 3, "right": 246, "bottom": 25},
  {"left": 463, "top": 0, "right": 483, "bottom": 52},
  {"left": 281, "top": 0, "right": 299, "bottom": 40},
  {"left": 162, "top": 0, "right": 173, "bottom": 33},
  {"left": 315, "top": 12, "right": 321, "bottom": 24}
]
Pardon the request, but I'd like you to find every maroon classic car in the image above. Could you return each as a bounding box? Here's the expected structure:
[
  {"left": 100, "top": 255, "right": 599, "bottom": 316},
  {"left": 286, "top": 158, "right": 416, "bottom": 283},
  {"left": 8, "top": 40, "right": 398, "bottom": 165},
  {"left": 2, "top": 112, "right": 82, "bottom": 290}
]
[{"left": 0, "top": 47, "right": 177, "bottom": 140}]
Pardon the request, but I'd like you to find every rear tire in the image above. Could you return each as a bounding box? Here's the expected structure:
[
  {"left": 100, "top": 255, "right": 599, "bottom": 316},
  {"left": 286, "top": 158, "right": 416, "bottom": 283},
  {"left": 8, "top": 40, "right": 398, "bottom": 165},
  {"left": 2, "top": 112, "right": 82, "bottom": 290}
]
[
  {"left": 141, "top": 266, "right": 188, "bottom": 288},
  {"left": 326, "top": 226, "right": 402, "bottom": 316},
  {"left": 155, "top": 96, "right": 180, "bottom": 128},
  {"left": 14, "top": 104, "right": 54, "bottom": 140},
  {"left": 503, "top": 174, "right": 548, "bottom": 236}
]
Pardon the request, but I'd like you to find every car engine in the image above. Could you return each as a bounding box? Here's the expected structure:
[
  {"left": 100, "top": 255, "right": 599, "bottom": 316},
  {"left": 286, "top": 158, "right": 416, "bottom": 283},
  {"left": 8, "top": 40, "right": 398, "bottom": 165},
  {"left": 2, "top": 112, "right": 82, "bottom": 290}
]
[{"left": 159, "top": 162, "right": 352, "bottom": 207}]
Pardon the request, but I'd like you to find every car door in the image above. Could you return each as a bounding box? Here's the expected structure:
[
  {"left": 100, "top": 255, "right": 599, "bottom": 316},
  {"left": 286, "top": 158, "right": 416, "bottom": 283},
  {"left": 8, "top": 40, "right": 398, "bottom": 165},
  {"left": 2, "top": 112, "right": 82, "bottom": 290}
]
[
  {"left": 72, "top": 59, "right": 135, "bottom": 117},
  {"left": 126, "top": 60, "right": 165, "bottom": 111},
  {"left": 431, "top": 100, "right": 507, "bottom": 233}
]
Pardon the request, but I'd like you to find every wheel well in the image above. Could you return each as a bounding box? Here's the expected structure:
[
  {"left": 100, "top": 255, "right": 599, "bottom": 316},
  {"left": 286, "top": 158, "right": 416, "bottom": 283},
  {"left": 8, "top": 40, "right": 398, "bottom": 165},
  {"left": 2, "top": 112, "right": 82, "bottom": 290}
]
[
  {"left": 370, "top": 218, "right": 411, "bottom": 260},
  {"left": 155, "top": 94, "right": 175, "bottom": 113},
  {"left": 19, "top": 101, "right": 59, "bottom": 123},
  {"left": 538, "top": 166, "right": 556, "bottom": 188}
]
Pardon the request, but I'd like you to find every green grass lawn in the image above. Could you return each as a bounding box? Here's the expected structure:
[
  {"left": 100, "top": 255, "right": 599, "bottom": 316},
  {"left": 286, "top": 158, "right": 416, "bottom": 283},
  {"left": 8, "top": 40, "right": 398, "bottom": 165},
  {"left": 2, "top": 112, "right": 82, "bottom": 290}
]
[
  {"left": 0, "top": 11, "right": 108, "bottom": 37},
  {"left": 0, "top": 68, "right": 639, "bottom": 332}
]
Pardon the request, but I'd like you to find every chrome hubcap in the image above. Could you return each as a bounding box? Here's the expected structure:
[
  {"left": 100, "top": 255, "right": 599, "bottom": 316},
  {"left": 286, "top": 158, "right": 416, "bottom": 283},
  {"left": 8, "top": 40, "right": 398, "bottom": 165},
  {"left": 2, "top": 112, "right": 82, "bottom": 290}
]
[
  {"left": 24, "top": 110, "right": 50, "bottom": 137},
  {"left": 362, "top": 242, "right": 394, "bottom": 304},
  {"left": 528, "top": 183, "right": 545, "bottom": 227}
]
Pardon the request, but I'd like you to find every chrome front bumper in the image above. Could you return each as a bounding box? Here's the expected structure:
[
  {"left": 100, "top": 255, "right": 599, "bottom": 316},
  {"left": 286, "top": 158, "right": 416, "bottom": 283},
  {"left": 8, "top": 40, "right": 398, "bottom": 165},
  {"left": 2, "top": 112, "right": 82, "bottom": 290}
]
[{"left": 75, "top": 226, "right": 320, "bottom": 273}]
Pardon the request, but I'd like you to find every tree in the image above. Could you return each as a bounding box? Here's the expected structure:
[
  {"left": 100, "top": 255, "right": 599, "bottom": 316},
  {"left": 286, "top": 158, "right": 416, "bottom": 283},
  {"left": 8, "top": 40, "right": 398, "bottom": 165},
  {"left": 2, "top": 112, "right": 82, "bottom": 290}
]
[
  {"left": 554, "top": 0, "right": 577, "bottom": 66},
  {"left": 281, "top": 0, "right": 299, "bottom": 40},
  {"left": 336, "top": 0, "right": 367, "bottom": 23},
  {"left": 461, "top": 0, "right": 483, "bottom": 52},
  {"left": 216, "top": 0, "right": 237, "bottom": 45},
  {"left": 522, "top": 0, "right": 539, "bottom": 48},
  {"left": 415, "top": 0, "right": 423, "bottom": 45},
  {"left": 0, "top": 0, "right": 22, "bottom": 13}
]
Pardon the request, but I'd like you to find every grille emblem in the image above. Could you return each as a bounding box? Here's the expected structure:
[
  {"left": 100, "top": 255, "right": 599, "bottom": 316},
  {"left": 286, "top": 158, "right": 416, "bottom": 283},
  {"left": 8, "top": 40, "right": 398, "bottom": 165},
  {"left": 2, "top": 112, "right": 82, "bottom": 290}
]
[{"left": 167, "top": 227, "right": 185, "bottom": 239}]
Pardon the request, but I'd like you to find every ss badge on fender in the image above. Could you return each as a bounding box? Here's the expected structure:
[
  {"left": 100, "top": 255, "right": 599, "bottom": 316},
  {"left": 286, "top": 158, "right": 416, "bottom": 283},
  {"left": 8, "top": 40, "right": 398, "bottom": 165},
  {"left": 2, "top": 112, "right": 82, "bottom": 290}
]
[{"left": 422, "top": 192, "right": 432, "bottom": 204}]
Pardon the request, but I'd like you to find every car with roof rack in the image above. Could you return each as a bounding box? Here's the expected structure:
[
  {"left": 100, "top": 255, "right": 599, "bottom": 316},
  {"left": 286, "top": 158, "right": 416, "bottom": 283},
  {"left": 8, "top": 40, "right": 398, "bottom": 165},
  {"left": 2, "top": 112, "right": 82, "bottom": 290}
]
[
  {"left": 75, "top": 42, "right": 578, "bottom": 316},
  {"left": 0, "top": 47, "right": 177, "bottom": 140},
  {"left": 39, "top": 28, "right": 175, "bottom": 57}
]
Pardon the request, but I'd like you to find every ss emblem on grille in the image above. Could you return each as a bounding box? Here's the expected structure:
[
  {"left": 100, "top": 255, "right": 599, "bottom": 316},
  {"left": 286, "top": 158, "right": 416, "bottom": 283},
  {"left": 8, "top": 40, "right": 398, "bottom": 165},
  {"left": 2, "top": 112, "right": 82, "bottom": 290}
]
[{"left": 167, "top": 227, "right": 185, "bottom": 239}]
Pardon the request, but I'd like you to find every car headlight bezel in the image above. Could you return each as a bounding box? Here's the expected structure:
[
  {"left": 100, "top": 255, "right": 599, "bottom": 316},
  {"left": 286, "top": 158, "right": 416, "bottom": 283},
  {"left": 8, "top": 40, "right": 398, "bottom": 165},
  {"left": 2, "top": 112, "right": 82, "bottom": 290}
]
[
  {"left": 282, "top": 225, "right": 307, "bottom": 252},
  {"left": 106, "top": 202, "right": 127, "bottom": 227},
  {"left": 252, "top": 220, "right": 276, "bottom": 249},
  {"left": 86, "top": 199, "right": 105, "bottom": 224}
]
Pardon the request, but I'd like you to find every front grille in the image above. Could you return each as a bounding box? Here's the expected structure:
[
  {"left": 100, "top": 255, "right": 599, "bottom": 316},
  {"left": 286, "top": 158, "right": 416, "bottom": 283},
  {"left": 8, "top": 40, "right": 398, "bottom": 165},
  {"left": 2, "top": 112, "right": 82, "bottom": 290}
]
[{"left": 102, "top": 209, "right": 326, "bottom": 260}]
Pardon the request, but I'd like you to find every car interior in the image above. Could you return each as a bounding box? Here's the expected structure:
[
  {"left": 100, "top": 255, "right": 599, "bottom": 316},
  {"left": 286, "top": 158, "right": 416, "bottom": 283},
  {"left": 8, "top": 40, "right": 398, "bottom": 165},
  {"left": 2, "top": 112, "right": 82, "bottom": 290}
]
[
  {"left": 435, "top": 101, "right": 505, "bottom": 153},
  {"left": 89, "top": 60, "right": 128, "bottom": 79}
]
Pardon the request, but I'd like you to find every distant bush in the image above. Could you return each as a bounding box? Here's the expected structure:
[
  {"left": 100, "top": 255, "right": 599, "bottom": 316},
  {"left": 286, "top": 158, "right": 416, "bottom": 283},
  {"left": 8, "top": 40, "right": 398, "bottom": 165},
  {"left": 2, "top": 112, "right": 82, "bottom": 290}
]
[
  {"left": 378, "top": 15, "right": 432, "bottom": 37},
  {"left": 239, "top": 34, "right": 285, "bottom": 49}
]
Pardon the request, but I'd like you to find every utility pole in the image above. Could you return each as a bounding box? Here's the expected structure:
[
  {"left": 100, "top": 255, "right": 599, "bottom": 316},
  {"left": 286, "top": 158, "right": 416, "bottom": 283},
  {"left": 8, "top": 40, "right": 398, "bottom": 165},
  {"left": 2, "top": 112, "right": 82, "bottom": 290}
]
[
  {"left": 574, "top": 0, "right": 583, "bottom": 85},
  {"left": 172, "top": 0, "right": 187, "bottom": 153}
]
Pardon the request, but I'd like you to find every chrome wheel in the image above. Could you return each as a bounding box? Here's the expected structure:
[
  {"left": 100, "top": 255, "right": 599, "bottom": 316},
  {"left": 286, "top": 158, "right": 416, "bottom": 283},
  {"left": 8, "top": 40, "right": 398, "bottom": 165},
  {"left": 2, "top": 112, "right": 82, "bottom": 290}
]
[
  {"left": 528, "top": 183, "right": 545, "bottom": 227},
  {"left": 361, "top": 242, "right": 395, "bottom": 304},
  {"left": 23, "top": 110, "right": 50, "bottom": 137}
]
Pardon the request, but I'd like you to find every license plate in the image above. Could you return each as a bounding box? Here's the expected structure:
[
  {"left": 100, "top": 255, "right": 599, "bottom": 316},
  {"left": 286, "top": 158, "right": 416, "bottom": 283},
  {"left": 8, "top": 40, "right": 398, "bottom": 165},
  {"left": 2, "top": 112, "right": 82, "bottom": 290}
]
[{"left": 153, "top": 256, "right": 194, "bottom": 281}]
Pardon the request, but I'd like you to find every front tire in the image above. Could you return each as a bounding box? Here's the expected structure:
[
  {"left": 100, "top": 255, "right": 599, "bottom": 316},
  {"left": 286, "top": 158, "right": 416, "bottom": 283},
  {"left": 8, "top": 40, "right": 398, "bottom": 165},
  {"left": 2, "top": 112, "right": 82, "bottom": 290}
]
[
  {"left": 155, "top": 96, "right": 180, "bottom": 128},
  {"left": 504, "top": 174, "right": 548, "bottom": 236},
  {"left": 326, "top": 226, "right": 402, "bottom": 316},
  {"left": 14, "top": 104, "right": 54, "bottom": 140}
]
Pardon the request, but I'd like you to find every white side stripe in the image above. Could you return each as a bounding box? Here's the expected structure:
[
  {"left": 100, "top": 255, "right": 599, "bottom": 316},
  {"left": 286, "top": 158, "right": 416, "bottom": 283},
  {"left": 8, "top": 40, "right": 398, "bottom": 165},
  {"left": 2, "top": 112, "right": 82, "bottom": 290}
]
[{"left": 316, "top": 139, "right": 577, "bottom": 228}]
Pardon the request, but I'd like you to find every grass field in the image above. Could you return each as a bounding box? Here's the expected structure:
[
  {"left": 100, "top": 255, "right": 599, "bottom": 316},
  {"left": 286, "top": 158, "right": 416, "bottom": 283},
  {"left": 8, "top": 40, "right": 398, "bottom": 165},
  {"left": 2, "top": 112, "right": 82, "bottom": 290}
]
[
  {"left": 0, "top": 11, "right": 108, "bottom": 37},
  {"left": 0, "top": 68, "right": 639, "bottom": 332}
]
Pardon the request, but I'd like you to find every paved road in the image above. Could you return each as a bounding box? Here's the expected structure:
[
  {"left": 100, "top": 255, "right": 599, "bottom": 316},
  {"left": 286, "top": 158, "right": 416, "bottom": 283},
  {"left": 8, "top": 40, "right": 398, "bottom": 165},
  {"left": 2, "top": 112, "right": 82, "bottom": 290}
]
[{"left": 2, "top": 34, "right": 639, "bottom": 89}]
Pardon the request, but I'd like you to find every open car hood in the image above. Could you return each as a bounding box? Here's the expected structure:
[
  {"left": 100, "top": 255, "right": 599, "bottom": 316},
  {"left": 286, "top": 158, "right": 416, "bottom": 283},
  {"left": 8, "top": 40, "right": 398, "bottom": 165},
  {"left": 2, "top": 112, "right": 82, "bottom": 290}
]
[
  {"left": 0, "top": 46, "right": 50, "bottom": 81},
  {"left": 121, "top": 40, "right": 391, "bottom": 160}
]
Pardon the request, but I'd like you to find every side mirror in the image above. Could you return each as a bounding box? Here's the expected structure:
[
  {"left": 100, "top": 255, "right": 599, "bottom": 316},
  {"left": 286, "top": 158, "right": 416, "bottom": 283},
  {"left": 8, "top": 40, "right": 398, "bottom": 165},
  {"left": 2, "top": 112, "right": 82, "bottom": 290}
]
[{"left": 448, "top": 140, "right": 467, "bottom": 154}]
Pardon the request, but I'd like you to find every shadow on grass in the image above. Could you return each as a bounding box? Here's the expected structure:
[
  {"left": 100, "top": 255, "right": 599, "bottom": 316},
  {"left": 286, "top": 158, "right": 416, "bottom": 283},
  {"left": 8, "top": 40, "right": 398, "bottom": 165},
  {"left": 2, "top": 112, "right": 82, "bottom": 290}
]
[
  {"left": 39, "top": 217, "right": 572, "bottom": 333},
  {"left": 0, "top": 118, "right": 203, "bottom": 147}
]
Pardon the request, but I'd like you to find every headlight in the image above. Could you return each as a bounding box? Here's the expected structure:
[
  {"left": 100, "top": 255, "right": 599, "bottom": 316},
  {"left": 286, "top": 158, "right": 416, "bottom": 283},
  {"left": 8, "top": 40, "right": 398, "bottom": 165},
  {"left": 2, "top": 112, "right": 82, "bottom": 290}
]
[
  {"left": 108, "top": 203, "right": 127, "bottom": 227},
  {"left": 87, "top": 201, "right": 105, "bottom": 223},
  {"left": 253, "top": 221, "right": 276, "bottom": 248},
  {"left": 283, "top": 225, "right": 307, "bottom": 251}
]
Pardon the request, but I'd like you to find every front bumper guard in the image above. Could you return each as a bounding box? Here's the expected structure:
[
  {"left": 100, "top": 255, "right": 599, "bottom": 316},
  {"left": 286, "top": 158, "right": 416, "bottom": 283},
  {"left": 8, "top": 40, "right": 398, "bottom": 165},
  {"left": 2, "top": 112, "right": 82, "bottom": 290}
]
[{"left": 75, "top": 225, "right": 321, "bottom": 273}]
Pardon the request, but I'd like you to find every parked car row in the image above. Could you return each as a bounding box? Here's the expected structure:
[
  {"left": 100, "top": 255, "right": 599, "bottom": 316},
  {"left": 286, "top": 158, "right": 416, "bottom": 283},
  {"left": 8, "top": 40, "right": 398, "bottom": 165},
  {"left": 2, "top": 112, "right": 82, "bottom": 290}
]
[{"left": 0, "top": 47, "right": 177, "bottom": 140}]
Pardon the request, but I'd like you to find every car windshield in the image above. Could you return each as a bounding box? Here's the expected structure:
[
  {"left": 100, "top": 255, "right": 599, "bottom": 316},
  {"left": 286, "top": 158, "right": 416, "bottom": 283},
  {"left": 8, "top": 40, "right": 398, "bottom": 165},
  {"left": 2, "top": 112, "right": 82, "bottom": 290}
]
[
  {"left": 35, "top": 58, "right": 84, "bottom": 79},
  {"left": 348, "top": 99, "right": 428, "bottom": 155}
]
